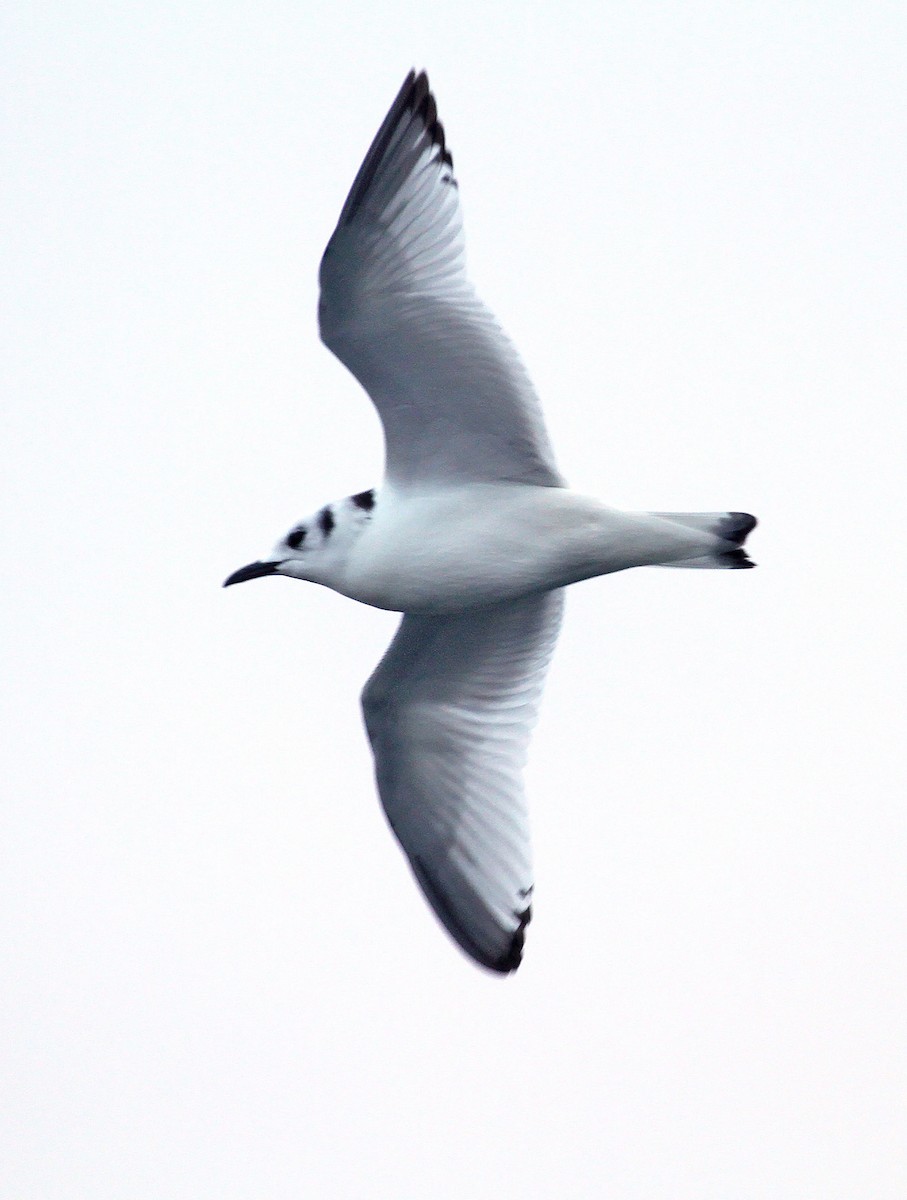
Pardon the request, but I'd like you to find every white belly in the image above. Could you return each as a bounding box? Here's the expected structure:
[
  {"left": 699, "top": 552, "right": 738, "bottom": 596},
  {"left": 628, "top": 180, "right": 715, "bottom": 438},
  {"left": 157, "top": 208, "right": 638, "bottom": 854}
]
[{"left": 336, "top": 484, "right": 710, "bottom": 613}]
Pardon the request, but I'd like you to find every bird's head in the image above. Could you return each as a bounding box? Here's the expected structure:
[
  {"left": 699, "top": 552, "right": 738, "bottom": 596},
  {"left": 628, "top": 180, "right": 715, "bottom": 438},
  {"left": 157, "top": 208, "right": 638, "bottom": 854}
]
[{"left": 223, "top": 488, "right": 377, "bottom": 590}]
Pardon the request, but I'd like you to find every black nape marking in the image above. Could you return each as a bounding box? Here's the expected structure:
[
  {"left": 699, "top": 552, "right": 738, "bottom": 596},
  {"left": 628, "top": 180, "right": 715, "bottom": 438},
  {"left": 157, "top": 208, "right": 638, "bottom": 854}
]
[
  {"left": 318, "top": 506, "right": 335, "bottom": 536},
  {"left": 286, "top": 528, "right": 306, "bottom": 550},
  {"left": 351, "top": 488, "right": 376, "bottom": 512}
]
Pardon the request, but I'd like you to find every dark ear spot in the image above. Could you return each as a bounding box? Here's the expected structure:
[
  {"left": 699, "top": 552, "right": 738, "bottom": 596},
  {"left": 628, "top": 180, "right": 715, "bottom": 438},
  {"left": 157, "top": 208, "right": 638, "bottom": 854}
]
[
  {"left": 286, "top": 527, "right": 306, "bottom": 550},
  {"left": 318, "top": 506, "right": 335, "bottom": 536},
  {"left": 351, "top": 489, "right": 375, "bottom": 511}
]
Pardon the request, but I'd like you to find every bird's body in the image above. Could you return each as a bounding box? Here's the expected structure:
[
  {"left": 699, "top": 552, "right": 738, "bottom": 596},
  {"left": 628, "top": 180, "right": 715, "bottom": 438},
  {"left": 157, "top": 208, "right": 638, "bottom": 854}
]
[
  {"left": 225, "top": 71, "right": 757, "bottom": 973},
  {"left": 278, "top": 483, "right": 737, "bottom": 614}
]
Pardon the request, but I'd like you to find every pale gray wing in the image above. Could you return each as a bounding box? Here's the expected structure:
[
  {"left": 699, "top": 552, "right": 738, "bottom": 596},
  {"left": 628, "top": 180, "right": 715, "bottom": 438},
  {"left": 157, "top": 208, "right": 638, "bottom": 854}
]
[
  {"left": 319, "top": 70, "right": 562, "bottom": 490},
  {"left": 361, "top": 591, "right": 564, "bottom": 973}
]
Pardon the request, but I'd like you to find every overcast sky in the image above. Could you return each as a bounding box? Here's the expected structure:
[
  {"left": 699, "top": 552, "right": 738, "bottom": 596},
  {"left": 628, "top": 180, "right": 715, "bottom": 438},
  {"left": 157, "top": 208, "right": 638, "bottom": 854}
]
[{"left": 3, "top": 3, "right": 905, "bottom": 1197}]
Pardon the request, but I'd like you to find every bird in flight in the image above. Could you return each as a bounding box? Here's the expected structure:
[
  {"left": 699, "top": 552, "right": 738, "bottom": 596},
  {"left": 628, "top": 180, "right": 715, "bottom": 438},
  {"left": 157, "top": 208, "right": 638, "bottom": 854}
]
[{"left": 224, "top": 70, "right": 756, "bottom": 973}]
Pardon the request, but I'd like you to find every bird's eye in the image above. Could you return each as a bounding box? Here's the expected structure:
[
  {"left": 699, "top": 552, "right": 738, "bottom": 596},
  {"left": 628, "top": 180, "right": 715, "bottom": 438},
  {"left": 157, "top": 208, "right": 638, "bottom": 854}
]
[{"left": 286, "top": 528, "right": 306, "bottom": 550}]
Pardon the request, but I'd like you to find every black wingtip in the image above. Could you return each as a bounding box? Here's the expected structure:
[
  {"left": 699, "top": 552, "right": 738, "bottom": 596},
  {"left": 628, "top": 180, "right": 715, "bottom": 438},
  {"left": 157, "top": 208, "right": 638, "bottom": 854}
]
[
  {"left": 410, "top": 74, "right": 453, "bottom": 172},
  {"left": 333, "top": 68, "right": 456, "bottom": 229},
  {"left": 410, "top": 855, "right": 532, "bottom": 975},
  {"left": 492, "top": 904, "right": 532, "bottom": 973},
  {"left": 410, "top": 69, "right": 430, "bottom": 113}
]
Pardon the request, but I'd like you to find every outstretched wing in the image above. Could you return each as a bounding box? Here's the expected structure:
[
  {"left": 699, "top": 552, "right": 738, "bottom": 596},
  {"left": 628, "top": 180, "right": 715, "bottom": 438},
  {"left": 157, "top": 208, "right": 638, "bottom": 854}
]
[
  {"left": 360, "top": 591, "right": 564, "bottom": 972},
  {"left": 319, "top": 70, "right": 562, "bottom": 490}
]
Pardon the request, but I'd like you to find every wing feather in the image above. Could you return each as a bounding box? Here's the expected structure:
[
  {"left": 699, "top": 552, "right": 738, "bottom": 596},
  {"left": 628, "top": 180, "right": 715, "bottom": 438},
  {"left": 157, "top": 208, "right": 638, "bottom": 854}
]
[
  {"left": 319, "top": 71, "right": 562, "bottom": 489},
  {"left": 360, "top": 591, "right": 564, "bottom": 972}
]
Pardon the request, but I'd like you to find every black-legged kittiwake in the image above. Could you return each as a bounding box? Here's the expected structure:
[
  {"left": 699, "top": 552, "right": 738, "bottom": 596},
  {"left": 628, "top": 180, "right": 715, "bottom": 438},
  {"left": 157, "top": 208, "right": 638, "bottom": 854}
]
[{"left": 224, "top": 71, "right": 757, "bottom": 973}]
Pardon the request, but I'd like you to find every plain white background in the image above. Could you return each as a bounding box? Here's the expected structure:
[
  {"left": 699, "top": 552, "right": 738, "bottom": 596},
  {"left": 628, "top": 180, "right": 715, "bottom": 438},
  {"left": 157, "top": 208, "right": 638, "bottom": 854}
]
[{"left": 3, "top": 3, "right": 904, "bottom": 1196}]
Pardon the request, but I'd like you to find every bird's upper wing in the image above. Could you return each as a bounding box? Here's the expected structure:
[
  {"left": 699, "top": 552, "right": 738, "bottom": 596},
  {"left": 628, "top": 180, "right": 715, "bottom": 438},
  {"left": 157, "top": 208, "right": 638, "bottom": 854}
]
[
  {"left": 360, "top": 590, "right": 564, "bottom": 972},
  {"left": 318, "top": 70, "right": 562, "bottom": 489}
]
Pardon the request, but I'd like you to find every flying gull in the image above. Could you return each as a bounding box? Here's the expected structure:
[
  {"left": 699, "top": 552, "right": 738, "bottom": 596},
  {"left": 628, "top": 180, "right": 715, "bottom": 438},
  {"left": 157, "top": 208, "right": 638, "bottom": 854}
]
[{"left": 224, "top": 70, "right": 757, "bottom": 973}]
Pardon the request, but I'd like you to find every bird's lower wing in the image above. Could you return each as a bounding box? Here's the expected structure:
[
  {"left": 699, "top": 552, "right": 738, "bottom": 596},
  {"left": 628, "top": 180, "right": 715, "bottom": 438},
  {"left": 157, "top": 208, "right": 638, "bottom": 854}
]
[{"left": 361, "top": 591, "right": 564, "bottom": 972}]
